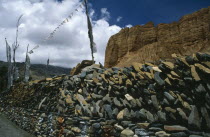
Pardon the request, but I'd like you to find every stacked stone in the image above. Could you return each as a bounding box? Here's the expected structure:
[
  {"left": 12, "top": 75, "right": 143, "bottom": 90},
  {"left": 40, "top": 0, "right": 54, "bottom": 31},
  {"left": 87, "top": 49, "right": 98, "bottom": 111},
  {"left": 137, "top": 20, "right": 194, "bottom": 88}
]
[{"left": 0, "top": 52, "right": 210, "bottom": 137}]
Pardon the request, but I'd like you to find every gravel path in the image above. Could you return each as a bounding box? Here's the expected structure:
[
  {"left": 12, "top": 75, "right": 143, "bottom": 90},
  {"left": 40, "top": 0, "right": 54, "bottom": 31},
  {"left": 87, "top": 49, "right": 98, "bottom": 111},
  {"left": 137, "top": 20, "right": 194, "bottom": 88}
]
[{"left": 0, "top": 114, "right": 34, "bottom": 137}]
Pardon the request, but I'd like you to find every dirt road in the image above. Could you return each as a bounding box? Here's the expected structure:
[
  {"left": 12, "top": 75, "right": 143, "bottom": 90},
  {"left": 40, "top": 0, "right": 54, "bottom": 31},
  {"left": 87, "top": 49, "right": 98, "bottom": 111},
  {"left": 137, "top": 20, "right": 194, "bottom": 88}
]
[{"left": 0, "top": 114, "right": 34, "bottom": 137}]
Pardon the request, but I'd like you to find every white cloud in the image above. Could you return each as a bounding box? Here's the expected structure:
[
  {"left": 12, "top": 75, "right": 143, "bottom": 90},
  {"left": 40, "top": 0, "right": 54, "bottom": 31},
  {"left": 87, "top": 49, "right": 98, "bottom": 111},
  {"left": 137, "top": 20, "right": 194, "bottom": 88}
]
[
  {"left": 100, "top": 8, "right": 110, "bottom": 21},
  {"left": 126, "top": 24, "right": 133, "bottom": 28},
  {"left": 0, "top": 0, "right": 121, "bottom": 68},
  {"left": 116, "top": 16, "right": 122, "bottom": 22}
]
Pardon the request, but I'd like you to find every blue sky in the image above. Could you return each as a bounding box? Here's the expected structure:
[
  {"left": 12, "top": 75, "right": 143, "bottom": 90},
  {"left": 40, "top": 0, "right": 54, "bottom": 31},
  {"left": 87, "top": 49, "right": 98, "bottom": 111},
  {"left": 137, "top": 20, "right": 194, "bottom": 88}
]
[{"left": 87, "top": 0, "right": 210, "bottom": 27}]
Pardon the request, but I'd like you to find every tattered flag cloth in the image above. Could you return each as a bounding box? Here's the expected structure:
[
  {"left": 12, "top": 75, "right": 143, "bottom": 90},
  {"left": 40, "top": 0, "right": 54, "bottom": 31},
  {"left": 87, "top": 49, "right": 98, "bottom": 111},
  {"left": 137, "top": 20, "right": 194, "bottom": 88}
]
[
  {"left": 24, "top": 45, "right": 39, "bottom": 82},
  {"left": 5, "top": 38, "right": 13, "bottom": 89},
  {"left": 28, "top": 45, "right": 39, "bottom": 54},
  {"left": 6, "top": 39, "right": 11, "bottom": 62},
  {"left": 84, "top": 0, "right": 97, "bottom": 54},
  {"left": 24, "top": 53, "right": 30, "bottom": 82},
  {"left": 14, "top": 67, "right": 19, "bottom": 80}
]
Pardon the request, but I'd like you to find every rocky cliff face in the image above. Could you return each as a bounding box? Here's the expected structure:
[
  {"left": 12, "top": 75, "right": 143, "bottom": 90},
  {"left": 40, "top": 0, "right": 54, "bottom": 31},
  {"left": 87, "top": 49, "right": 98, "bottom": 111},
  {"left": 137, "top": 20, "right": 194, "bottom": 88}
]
[{"left": 105, "top": 7, "right": 210, "bottom": 68}]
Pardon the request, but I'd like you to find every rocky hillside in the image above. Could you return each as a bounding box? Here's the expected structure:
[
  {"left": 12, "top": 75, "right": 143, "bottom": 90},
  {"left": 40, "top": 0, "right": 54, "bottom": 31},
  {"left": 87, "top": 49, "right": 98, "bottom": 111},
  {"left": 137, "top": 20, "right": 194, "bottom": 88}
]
[
  {"left": 105, "top": 6, "right": 210, "bottom": 68},
  {"left": 1, "top": 52, "right": 210, "bottom": 137}
]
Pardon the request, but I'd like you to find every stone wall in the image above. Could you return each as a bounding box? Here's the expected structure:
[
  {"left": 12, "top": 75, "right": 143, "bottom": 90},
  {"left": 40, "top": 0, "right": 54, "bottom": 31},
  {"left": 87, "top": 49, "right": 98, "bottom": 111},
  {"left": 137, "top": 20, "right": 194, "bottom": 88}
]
[
  {"left": 0, "top": 52, "right": 210, "bottom": 137},
  {"left": 105, "top": 7, "right": 210, "bottom": 68}
]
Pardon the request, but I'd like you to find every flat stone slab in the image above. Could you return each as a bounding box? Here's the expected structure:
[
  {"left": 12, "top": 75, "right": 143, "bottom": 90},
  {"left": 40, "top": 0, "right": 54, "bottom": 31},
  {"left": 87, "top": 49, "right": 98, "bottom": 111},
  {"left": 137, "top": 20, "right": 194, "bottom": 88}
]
[{"left": 0, "top": 113, "right": 34, "bottom": 137}]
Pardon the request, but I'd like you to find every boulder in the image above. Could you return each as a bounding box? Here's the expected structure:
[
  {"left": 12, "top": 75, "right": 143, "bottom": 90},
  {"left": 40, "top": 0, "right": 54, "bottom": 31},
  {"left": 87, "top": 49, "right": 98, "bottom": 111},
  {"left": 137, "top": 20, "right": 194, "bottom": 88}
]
[
  {"left": 120, "top": 129, "right": 134, "bottom": 137},
  {"left": 188, "top": 106, "right": 201, "bottom": 129}
]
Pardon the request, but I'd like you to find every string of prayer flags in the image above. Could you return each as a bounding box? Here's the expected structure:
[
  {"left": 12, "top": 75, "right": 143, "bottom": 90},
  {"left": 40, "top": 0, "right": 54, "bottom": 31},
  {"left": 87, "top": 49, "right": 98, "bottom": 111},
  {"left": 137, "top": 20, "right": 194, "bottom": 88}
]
[{"left": 43, "top": 0, "right": 85, "bottom": 43}]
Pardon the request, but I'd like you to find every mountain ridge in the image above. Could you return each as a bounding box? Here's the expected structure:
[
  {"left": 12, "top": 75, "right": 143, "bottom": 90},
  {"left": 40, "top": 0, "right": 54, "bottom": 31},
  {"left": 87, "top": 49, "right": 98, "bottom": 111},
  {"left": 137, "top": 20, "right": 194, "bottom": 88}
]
[{"left": 0, "top": 60, "right": 71, "bottom": 80}]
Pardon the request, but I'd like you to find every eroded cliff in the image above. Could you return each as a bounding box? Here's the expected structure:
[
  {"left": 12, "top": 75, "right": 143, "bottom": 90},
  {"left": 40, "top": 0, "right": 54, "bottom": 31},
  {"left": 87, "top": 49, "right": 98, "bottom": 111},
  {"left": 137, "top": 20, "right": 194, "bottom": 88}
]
[{"left": 105, "top": 6, "right": 210, "bottom": 68}]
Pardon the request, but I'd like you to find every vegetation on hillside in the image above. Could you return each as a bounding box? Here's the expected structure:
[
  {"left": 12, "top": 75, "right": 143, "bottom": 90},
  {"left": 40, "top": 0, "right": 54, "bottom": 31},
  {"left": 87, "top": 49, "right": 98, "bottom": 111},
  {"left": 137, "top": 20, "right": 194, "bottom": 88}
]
[{"left": 0, "top": 66, "right": 7, "bottom": 93}]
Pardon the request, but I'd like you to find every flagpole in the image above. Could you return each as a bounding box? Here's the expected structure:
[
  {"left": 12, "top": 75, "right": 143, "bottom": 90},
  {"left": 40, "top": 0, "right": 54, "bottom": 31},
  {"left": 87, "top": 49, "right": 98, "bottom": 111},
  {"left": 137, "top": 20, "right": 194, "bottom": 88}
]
[{"left": 45, "top": 57, "right": 49, "bottom": 79}]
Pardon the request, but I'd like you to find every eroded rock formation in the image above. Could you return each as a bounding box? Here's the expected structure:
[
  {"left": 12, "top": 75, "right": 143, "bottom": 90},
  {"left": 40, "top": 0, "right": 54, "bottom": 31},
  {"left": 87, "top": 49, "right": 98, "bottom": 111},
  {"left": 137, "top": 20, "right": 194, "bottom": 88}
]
[{"left": 105, "top": 6, "right": 210, "bottom": 68}]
